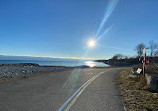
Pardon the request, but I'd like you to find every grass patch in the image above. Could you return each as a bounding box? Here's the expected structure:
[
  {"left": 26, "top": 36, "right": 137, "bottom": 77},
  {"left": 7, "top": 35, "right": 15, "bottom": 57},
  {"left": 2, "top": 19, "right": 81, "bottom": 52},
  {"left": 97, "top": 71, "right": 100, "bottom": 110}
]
[{"left": 116, "top": 69, "right": 158, "bottom": 111}]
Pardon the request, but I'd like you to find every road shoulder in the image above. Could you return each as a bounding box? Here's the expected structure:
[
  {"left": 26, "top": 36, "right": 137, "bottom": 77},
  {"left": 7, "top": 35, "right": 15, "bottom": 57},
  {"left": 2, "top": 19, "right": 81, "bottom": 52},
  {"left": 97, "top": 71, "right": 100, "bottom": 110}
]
[{"left": 116, "top": 68, "right": 158, "bottom": 111}]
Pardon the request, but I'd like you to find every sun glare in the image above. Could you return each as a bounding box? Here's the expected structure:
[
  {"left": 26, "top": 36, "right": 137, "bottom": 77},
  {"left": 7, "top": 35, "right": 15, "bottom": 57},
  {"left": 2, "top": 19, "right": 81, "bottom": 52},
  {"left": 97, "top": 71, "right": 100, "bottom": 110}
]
[
  {"left": 87, "top": 39, "right": 96, "bottom": 48},
  {"left": 85, "top": 61, "right": 96, "bottom": 67}
]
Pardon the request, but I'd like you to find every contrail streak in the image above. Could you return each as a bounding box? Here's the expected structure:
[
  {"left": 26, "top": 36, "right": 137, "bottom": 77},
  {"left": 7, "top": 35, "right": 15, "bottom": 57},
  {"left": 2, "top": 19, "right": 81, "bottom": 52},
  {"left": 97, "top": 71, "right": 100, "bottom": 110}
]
[{"left": 95, "top": 0, "right": 119, "bottom": 38}]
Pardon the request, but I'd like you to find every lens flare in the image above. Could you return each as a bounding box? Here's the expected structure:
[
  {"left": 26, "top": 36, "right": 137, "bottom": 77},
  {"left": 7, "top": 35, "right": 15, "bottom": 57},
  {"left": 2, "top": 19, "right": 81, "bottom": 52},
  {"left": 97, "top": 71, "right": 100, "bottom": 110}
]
[
  {"left": 95, "top": 0, "right": 119, "bottom": 39},
  {"left": 87, "top": 39, "right": 96, "bottom": 48},
  {"left": 63, "top": 0, "right": 119, "bottom": 95}
]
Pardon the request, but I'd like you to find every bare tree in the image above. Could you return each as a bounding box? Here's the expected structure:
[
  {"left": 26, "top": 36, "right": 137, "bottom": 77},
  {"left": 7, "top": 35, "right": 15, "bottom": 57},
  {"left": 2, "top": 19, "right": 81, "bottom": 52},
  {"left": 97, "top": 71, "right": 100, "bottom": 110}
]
[
  {"left": 154, "top": 50, "right": 158, "bottom": 56},
  {"left": 135, "top": 43, "right": 146, "bottom": 57},
  {"left": 112, "top": 54, "right": 124, "bottom": 60},
  {"left": 149, "top": 40, "right": 158, "bottom": 57}
]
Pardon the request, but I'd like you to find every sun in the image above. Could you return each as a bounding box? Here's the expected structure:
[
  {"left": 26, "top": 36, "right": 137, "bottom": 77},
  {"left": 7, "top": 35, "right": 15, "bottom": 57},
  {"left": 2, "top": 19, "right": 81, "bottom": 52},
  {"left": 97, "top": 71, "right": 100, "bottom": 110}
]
[{"left": 87, "top": 39, "right": 96, "bottom": 48}]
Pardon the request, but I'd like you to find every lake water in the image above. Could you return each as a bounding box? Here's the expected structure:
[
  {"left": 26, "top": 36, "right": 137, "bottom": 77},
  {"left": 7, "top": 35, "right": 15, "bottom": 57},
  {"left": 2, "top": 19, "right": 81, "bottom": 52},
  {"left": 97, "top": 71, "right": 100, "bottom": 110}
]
[{"left": 0, "top": 60, "right": 109, "bottom": 67}]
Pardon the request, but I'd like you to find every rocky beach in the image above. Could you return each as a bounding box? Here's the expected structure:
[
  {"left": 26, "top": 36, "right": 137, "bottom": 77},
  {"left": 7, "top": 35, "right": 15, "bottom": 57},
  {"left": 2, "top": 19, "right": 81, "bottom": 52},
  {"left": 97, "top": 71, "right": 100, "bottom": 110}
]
[{"left": 0, "top": 63, "right": 66, "bottom": 79}]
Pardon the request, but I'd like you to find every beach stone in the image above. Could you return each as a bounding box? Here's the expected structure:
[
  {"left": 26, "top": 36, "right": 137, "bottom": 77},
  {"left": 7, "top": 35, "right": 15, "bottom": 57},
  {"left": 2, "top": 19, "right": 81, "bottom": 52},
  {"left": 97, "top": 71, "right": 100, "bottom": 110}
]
[
  {"left": 145, "top": 74, "right": 158, "bottom": 92},
  {"left": 23, "top": 75, "right": 28, "bottom": 79},
  {"left": 128, "top": 74, "right": 138, "bottom": 79},
  {"left": 0, "top": 63, "right": 65, "bottom": 78}
]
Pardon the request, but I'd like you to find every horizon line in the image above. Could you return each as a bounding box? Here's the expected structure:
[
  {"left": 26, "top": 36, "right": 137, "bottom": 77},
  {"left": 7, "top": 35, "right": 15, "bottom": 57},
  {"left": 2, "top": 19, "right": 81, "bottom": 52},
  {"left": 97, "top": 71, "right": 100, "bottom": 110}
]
[{"left": 0, "top": 54, "right": 102, "bottom": 60}]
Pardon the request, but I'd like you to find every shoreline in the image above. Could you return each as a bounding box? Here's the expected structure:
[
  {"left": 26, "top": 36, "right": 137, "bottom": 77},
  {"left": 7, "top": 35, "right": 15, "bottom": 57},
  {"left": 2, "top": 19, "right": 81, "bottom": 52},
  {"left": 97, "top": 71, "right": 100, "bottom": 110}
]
[
  {"left": 0, "top": 63, "right": 70, "bottom": 81},
  {"left": 0, "top": 62, "right": 128, "bottom": 83},
  {"left": 0, "top": 63, "right": 111, "bottom": 83}
]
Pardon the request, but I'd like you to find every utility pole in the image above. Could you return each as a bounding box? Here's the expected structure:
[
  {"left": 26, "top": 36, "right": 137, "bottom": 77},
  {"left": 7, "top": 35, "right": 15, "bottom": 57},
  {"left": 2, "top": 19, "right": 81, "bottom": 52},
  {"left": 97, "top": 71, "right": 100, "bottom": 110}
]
[
  {"left": 143, "top": 48, "right": 149, "bottom": 79},
  {"left": 143, "top": 48, "right": 146, "bottom": 78}
]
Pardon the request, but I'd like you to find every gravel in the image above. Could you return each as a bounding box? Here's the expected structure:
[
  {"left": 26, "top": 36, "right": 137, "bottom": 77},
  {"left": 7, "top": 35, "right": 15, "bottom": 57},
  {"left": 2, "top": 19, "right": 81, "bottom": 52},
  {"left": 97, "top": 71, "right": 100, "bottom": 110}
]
[{"left": 0, "top": 63, "right": 66, "bottom": 78}]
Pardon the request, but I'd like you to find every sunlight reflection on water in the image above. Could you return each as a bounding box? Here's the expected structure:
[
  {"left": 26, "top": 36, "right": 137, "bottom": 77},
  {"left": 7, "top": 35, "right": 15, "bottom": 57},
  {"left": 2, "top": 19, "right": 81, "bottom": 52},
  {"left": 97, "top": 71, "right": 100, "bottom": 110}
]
[
  {"left": 84, "top": 61, "right": 96, "bottom": 67},
  {"left": 84, "top": 61, "right": 107, "bottom": 67}
]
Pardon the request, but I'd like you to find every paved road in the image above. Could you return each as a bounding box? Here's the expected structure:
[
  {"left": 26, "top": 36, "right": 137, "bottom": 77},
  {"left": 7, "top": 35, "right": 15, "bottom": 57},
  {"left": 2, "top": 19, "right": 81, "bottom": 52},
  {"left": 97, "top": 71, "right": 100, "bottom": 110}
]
[{"left": 0, "top": 68, "right": 124, "bottom": 111}]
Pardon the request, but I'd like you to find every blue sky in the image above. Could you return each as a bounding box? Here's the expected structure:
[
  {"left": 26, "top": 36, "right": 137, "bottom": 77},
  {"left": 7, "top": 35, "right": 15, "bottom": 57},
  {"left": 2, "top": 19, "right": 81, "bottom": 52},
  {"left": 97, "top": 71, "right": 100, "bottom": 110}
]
[{"left": 0, "top": 0, "right": 158, "bottom": 59}]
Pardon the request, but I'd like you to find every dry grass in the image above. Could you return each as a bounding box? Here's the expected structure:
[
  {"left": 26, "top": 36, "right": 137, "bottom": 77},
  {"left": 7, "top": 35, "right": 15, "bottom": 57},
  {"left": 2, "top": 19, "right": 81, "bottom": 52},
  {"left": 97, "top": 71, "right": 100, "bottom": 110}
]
[{"left": 116, "top": 69, "right": 158, "bottom": 111}]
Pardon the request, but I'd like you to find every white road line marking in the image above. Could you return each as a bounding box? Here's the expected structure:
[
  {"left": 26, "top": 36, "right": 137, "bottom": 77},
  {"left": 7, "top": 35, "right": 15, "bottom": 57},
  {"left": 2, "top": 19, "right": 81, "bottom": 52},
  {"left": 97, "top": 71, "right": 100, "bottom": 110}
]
[
  {"left": 58, "top": 70, "right": 109, "bottom": 111},
  {"left": 58, "top": 74, "right": 97, "bottom": 111}
]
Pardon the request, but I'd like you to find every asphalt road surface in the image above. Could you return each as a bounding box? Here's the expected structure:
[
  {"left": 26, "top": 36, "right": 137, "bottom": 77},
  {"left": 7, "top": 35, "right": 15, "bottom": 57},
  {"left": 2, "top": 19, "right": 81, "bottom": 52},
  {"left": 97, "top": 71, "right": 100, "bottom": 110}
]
[{"left": 0, "top": 68, "right": 125, "bottom": 111}]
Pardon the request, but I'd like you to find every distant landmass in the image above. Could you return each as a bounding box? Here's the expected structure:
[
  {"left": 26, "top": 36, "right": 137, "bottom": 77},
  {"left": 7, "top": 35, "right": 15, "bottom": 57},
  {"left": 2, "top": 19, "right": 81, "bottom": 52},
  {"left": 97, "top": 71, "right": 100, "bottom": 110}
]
[{"left": 96, "top": 57, "right": 158, "bottom": 66}]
